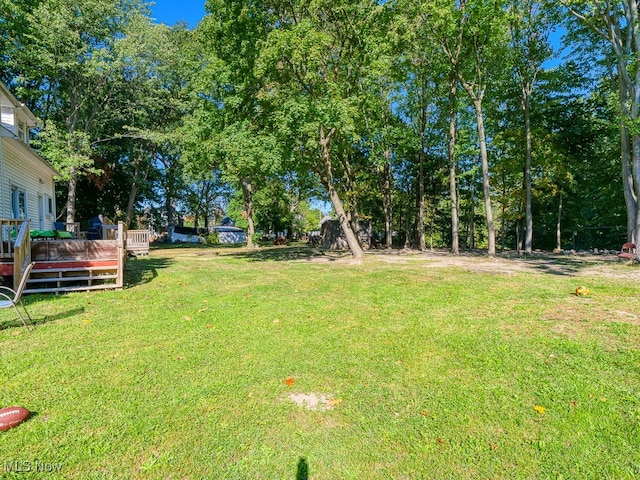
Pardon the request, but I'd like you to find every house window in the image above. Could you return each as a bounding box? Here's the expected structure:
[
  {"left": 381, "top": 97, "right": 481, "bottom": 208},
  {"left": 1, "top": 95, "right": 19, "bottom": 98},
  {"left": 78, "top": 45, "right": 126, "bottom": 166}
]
[
  {"left": 11, "top": 186, "right": 26, "bottom": 219},
  {"left": 46, "top": 195, "right": 53, "bottom": 215},
  {"left": 17, "top": 120, "right": 26, "bottom": 143}
]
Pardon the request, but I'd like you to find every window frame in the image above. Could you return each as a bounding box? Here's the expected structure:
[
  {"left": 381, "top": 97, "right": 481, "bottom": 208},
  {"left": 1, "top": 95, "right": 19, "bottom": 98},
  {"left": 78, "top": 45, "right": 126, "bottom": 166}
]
[{"left": 11, "top": 185, "right": 27, "bottom": 219}]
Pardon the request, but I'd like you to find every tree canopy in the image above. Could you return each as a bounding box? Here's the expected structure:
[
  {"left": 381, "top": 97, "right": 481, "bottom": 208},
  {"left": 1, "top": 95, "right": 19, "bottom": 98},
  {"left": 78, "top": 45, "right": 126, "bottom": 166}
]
[{"left": 0, "top": 0, "right": 635, "bottom": 254}]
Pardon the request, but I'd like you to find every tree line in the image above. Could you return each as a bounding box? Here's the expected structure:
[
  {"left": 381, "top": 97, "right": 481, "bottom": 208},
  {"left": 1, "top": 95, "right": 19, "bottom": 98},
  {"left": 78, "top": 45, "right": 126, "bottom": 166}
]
[{"left": 0, "top": 0, "right": 637, "bottom": 257}]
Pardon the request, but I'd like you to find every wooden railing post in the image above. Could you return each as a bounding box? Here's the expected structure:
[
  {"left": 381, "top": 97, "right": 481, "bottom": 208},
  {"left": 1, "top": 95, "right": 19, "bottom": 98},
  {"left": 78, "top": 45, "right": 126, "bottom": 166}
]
[
  {"left": 116, "top": 222, "right": 125, "bottom": 288},
  {"left": 13, "top": 220, "right": 31, "bottom": 290}
]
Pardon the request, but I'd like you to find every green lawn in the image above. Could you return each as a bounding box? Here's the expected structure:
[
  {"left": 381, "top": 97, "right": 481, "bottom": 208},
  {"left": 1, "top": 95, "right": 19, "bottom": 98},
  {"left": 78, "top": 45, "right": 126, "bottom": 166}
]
[{"left": 1, "top": 246, "right": 639, "bottom": 479}]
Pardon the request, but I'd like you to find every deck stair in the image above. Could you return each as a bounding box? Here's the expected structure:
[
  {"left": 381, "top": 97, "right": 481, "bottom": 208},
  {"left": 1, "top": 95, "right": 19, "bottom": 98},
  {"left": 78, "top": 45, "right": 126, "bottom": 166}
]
[{"left": 24, "top": 260, "right": 120, "bottom": 294}]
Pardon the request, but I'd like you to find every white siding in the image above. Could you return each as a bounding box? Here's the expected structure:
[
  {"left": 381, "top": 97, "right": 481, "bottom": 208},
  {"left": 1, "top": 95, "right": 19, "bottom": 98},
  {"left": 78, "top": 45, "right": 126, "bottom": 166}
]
[{"left": 1, "top": 139, "right": 56, "bottom": 229}]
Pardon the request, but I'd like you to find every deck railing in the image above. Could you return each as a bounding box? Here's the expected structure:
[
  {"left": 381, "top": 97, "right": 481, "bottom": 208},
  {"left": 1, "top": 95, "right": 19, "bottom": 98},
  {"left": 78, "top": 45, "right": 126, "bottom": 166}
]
[
  {"left": 126, "top": 230, "right": 150, "bottom": 255},
  {"left": 0, "top": 218, "right": 27, "bottom": 259},
  {"left": 12, "top": 220, "right": 31, "bottom": 290}
]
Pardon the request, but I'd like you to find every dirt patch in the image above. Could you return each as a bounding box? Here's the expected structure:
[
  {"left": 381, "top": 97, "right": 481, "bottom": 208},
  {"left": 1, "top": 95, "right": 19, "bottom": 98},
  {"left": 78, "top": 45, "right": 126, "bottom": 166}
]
[
  {"left": 287, "top": 393, "right": 338, "bottom": 411},
  {"left": 362, "top": 248, "right": 640, "bottom": 280}
]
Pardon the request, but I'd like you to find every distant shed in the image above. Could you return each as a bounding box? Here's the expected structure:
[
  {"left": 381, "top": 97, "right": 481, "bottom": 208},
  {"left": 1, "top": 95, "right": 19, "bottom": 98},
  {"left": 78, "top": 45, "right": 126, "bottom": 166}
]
[{"left": 212, "top": 225, "right": 245, "bottom": 244}]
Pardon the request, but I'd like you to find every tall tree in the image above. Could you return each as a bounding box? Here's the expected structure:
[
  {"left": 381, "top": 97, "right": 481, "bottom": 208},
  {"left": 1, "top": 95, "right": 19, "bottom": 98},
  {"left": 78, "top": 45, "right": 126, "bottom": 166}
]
[
  {"left": 184, "top": 0, "right": 281, "bottom": 249},
  {"left": 561, "top": 0, "right": 640, "bottom": 243},
  {"left": 255, "top": 0, "right": 391, "bottom": 258},
  {"left": 2, "top": 0, "right": 148, "bottom": 223},
  {"left": 507, "top": 0, "right": 554, "bottom": 254},
  {"left": 432, "top": 0, "right": 508, "bottom": 257}
]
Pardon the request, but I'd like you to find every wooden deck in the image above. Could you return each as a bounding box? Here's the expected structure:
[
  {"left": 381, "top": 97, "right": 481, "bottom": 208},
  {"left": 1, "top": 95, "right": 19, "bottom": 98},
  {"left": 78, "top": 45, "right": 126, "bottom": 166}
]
[{"left": 0, "top": 219, "right": 149, "bottom": 294}]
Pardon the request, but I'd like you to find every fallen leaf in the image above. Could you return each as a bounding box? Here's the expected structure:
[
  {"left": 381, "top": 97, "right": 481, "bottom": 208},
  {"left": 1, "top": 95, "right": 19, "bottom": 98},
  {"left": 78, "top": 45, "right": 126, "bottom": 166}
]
[
  {"left": 569, "top": 401, "right": 577, "bottom": 408},
  {"left": 285, "top": 376, "right": 294, "bottom": 386},
  {"left": 198, "top": 308, "right": 207, "bottom": 313},
  {"left": 437, "top": 438, "right": 446, "bottom": 444},
  {"left": 533, "top": 405, "right": 547, "bottom": 415},
  {"left": 246, "top": 294, "right": 253, "bottom": 298},
  {"left": 184, "top": 316, "right": 191, "bottom": 321},
  {"left": 420, "top": 411, "right": 430, "bottom": 417},
  {"left": 600, "top": 397, "right": 607, "bottom": 402},
  {"left": 205, "top": 324, "right": 214, "bottom": 329},
  {"left": 83, "top": 319, "right": 93, "bottom": 324},
  {"left": 489, "top": 443, "right": 498, "bottom": 451},
  {"left": 177, "top": 356, "right": 185, "bottom": 360},
  {"left": 273, "top": 318, "right": 281, "bottom": 324},
  {"left": 328, "top": 398, "right": 343, "bottom": 407}
]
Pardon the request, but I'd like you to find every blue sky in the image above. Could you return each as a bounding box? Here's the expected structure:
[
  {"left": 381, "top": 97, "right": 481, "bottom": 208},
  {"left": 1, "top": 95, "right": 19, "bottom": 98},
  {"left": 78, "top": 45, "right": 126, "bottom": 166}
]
[{"left": 150, "top": 0, "right": 206, "bottom": 28}]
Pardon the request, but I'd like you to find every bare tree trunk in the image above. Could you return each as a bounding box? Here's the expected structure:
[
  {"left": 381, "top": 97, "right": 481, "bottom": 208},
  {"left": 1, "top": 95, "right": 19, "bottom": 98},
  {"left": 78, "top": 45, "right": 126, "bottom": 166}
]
[
  {"left": 404, "top": 214, "right": 411, "bottom": 249},
  {"left": 620, "top": 117, "right": 636, "bottom": 243},
  {"left": 523, "top": 89, "right": 533, "bottom": 254},
  {"left": 66, "top": 167, "right": 78, "bottom": 223},
  {"left": 448, "top": 71, "right": 459, "bottom": 255},
  {"left": 380, "top": 157, "right": 393, "bottom": 249},
  {"left": 241, "top": 179, "right": 255, "bottom": 249},
  {"left": 417, "top": 97, "right": 427, "bottom": 251},
  {"left": 125, "top": 182, "right": 139, "bottom": 229},
  {"left": 320, "top": 126, "right": 363, "bottom": 258},
  {"left": 633, "top": 133, "right": 640, "bottom": 243},
  {"left": 556, "top": 191, "right": 563, "bottom": 251},
  {"left": 473, "top": 99, "right": 496, "bottom": 257},
  {"left": 469, "top": 174, "right": 475, "bottom": 249},
  {"left": 430, "top": 204, "right": 435, "bottom": 251},
  {"left": 501, "top": 170, "right": 507, "bottom": 252},
  {"left": 125, "top": 151, "right": 150, "bottom": 229},
  {"left": 417, "top": 149, "right": 426, "bottom": 251}
]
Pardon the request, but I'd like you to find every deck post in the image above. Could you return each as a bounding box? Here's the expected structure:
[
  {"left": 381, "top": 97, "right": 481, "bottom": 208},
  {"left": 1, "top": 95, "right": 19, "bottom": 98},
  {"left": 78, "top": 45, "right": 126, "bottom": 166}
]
[
  {"left": 13, "top": 220, "right": 31, "bottom": 290},
  {"left": 116, "top": 222, "right": 125, "bottom": 288}
]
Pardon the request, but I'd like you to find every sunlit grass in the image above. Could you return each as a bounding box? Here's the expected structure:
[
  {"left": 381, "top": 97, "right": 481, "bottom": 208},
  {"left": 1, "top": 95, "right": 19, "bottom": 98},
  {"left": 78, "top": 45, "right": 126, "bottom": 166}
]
[{"left": 1, "top": 246, "right": 639, "bottom": 479}]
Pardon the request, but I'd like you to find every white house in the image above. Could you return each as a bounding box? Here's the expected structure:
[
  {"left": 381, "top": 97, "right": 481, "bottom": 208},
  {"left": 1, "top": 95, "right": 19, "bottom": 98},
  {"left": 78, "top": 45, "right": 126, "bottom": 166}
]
[{"left": 0, "top": 82, "right": 58, "bottom": 230}]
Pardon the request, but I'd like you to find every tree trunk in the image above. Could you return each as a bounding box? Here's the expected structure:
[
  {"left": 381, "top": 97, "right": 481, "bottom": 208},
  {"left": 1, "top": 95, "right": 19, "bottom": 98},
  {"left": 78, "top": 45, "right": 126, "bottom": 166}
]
[
  {"left": 380, "top": 157, "right": 393, "bottom": 249},
  {"left": 556, "top": 191, "right": 563, "bottom": 251},
  {"left": 319, "top": 126, "right": 363, "bottom": 258},
  {"left": 469, "top": 173, "right": 475, "bottom": 249},
  {"left": 417, "top": 149, "right": 426, "bottom": 251},
  {"left": 523, "top": 89, "right": 533, "bottom": 254},
  {"left": 430, "top": 204, "right": 435, "bottom": 251},
  {"left": 340, "top": 152, "right": 361, "bottom": 241},
  {"left": 448, "top": 71, "right": 459, "bottom": 255},
  {"left": 241, "top": 178, "right": 255, "bottom": 249},
  {"left": 633, "top": 132, "right": 640, "bottom": 243},
  {"left": 620, "top": 120, "right": 636, "bottom": 243},
  {"left": 472, "top": 99, "right": 496, "bottom": 257},
  {"left": 417, "top": 100, "right": 427, "bottom": 251},
  {"left": 125, "top": 182, "right": 139, "bottom": 229},
  {"left": 126, "top": 155, "right": 143, "bottom": 229},
  {"left": 404, "top": 214, "right": 411, "bottom": 249},
  {"left": 501, "top": 170, "right": 506, "bottom": 252},
  {"left": 66, "top": 167, "right": 78, "bottom": 223}
]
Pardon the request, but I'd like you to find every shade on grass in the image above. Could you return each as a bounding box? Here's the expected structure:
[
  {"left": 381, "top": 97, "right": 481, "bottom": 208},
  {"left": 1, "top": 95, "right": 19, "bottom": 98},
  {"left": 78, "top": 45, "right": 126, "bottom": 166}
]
[{"left": 1, "top": 246, "right": 639, "bottom": 479}]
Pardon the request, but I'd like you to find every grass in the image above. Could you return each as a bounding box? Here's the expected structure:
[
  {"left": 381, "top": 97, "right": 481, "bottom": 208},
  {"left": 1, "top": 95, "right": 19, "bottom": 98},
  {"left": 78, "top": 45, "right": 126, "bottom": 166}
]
[{"left": 1, "top": 246, "right": 639, "bottom": 479}]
